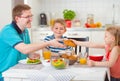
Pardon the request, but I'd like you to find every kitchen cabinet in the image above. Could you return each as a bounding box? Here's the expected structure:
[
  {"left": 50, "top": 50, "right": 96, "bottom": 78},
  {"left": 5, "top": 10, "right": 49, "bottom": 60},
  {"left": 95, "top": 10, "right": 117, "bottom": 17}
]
[
  {"left": 31, "top": 28, "right": 92, "bottom": 43},
  {"left": 31, "top": 27, "right": 105, "bottom": 54},
  {"left": 31, "top": 28, "right": 52, "bottom": 43}
]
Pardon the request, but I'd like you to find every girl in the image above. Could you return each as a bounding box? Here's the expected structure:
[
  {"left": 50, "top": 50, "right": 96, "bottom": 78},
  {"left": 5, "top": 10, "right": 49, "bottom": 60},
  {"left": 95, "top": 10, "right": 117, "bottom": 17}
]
[{"left": 72, "top": 26, "right": 120, "bottom": 81}]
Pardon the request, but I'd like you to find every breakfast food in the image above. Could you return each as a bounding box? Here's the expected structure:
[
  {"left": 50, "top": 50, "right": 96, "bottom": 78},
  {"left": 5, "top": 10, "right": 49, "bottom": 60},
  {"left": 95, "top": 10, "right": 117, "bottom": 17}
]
[
  {"left": 51, "top": 58, "right": 67, "bottom": 69},
  {"left": 63, "top": 39, "right": 76, "bottom": 47},
  {"left": 61, "top": 54, "right": 77, "bottom": 60},
  {"left": 27, "top": 58, "right": 41, "bottom": 64},
  {"left": 69, "top": 55, "right": 77, "bottom": 60},
  {"left": 61, "top": 54, "right": 77, "bottom": 65},
  {"left": 60, "top": 54, "right": 69, "bottom": 59},
  {"left": 69, "top": 55, "right": 77, "bottom": 65}
]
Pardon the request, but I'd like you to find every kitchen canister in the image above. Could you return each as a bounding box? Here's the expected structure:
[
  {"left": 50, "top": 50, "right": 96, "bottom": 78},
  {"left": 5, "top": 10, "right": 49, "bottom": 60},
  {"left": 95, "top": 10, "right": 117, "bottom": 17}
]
[{"left": 87, "top": 14, "right": 94, "bottom": 24}]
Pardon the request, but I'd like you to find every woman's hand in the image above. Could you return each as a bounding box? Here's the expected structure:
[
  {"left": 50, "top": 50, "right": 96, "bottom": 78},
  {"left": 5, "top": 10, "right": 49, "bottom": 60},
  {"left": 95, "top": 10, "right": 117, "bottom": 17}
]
[{"left": 87, "top": 60, "right": 95, "bottom": 66}]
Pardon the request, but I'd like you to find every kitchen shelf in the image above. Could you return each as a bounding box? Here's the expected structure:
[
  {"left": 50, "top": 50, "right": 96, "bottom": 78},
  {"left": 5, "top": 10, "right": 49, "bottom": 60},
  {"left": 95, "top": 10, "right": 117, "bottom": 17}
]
[{"left": 31, "top": 26, "right": 105, "bottom": 32}]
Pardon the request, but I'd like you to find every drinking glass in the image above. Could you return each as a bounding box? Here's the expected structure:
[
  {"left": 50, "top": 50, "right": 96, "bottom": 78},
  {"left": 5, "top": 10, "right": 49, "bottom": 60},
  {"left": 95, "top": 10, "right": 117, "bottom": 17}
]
[
  {"left": 42, "top": 48, "right": 51, "bottom": 60},
  {"left": 79, "top": 52, "right": 88, "bottom": 65}
]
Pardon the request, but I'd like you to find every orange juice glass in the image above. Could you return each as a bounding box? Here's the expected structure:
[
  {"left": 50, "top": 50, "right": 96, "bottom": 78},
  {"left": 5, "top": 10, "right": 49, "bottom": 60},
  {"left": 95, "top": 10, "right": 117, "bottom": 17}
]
[
  {"left": 42, "top": 49, "right": 51, "bottom": 60},
  {"left": 78, "top": 52, "right": 88, "bottom": 65},
  {"left": 79, "top": 58, "right": 87, "bottom": 65}
]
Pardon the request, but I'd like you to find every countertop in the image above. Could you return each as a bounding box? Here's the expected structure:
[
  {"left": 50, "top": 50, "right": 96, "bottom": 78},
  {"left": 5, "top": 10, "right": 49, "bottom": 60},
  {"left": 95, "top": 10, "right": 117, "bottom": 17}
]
[{"left": 31, "top": 26, "right": 106, "bottom": 32}]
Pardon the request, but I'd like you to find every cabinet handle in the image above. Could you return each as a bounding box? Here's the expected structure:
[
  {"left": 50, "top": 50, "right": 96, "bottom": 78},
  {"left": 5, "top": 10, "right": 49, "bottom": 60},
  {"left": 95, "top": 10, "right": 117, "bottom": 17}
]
[
  {"left": 68, "top": 33, "right": 78, "bottom": 35},
  {"left": 72, "top": 33, "right": 78, "bottom": 35}
]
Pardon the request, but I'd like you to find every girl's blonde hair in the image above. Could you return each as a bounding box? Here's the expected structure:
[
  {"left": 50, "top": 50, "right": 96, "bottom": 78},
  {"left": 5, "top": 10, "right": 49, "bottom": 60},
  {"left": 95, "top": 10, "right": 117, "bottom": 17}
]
[
  {"left": 52, "top": 18, "right": 66, "bottom": 29},
  {"left": 106, "top": 26, "right": 120, "bottom": 50}
]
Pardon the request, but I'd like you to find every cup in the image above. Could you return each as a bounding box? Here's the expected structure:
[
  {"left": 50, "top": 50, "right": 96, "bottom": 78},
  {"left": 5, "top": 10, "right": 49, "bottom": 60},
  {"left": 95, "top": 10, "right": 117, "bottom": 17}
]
[
  {"left": 79, "top": 52, "right": 87, "bottom": 65},
  {"left": 42, "top": 48, "right": 51, "bottom": 60},
  {"left": 79, "top": 58, "right": 87, "bottom": 65}
]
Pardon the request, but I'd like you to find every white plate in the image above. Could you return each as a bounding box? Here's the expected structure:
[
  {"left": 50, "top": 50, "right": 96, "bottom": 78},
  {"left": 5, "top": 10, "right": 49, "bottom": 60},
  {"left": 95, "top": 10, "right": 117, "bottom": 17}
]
[{"left": 19, "top": 59, "right": 41, "bottom": 64}]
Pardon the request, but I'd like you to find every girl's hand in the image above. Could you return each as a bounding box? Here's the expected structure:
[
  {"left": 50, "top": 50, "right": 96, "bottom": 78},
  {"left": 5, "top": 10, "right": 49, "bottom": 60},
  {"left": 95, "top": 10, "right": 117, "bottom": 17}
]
[
  {"left": 70, "top": 39, "right": 79, "bottom": 45},
  {"left": 87, "top": 60, "right": 95, "bottom": 66}
]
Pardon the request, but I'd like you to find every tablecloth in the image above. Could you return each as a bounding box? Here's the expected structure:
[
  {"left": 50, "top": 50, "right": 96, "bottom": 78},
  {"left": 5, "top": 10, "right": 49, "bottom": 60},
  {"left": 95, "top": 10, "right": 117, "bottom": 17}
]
[{"left": 25, "top": 66, "right": 76, "bottom": 81}]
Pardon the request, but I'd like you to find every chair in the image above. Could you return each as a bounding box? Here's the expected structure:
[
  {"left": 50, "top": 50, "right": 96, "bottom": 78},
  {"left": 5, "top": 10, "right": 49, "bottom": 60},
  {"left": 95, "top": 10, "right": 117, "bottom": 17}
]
[{"left": 68, "top": 37, "right": 89, "bottom": 55}]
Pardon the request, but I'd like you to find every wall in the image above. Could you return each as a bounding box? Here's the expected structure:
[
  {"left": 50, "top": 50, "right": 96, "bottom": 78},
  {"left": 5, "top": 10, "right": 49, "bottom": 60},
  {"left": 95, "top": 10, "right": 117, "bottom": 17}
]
[
  {"left": 27, "top": 0, "right": 120, "bottom": 27},
  {"left": 0, "top": 0, "right": 120, "bottom": 29},
  {"left": 0, "top": 0, "right": 12, "bottom": 29},
  {"left": 0, "top": 0, "right": 26, "bottom": 30},
  {"left": 12, "top": 0, "right": 24, "bottom": 8}
]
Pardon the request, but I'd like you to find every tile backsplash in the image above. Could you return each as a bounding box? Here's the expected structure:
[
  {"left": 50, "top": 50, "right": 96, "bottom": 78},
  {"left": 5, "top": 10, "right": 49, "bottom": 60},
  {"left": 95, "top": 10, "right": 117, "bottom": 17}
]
[{"left": 28, "top": 0, "right": 120, "bottom": 27}]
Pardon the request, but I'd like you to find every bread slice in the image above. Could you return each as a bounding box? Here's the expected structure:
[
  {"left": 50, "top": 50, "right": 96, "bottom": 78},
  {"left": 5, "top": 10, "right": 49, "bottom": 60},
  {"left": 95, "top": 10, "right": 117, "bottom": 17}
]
[{"left": 63, "top": 39, "right": 76, "bottom": 47}]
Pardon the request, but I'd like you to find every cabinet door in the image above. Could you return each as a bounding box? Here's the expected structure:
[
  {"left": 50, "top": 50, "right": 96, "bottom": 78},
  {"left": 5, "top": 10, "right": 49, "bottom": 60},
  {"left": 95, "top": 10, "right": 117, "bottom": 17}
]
[
  {"left": 31, "top": 30, "right": 52, "bottom": 43},
  {"left": 90, "top": 31, "right": 105, "bottom": 54},
  {"left": 64, "top": 31, "right": 92, "bottom": 54},
  {"left": 32, "top": 30, "right": 91, "bottom": 43},
  {"left": 64, "top": 31, "right": 91, "bottom": 38}
]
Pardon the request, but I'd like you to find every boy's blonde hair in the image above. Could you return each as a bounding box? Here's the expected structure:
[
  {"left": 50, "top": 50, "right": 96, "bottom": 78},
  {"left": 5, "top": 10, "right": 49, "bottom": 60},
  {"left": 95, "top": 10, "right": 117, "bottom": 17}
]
[
  {"left": 106, "top": 26, "right": 120, "bottom": 50},
  {"left": 52, "top": 18, "right": 66, "bottom": 29}
]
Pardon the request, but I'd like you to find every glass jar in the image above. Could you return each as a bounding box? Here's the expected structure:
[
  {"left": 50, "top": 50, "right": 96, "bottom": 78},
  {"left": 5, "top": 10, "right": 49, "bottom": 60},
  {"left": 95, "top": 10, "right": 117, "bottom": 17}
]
[{"left": 87, "top": 14, "right": 94, "bottom": 24}]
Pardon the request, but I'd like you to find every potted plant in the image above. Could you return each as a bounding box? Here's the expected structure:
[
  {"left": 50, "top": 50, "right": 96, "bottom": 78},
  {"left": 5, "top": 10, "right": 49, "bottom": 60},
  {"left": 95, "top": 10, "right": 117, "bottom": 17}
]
[{"left": 63, "top": 9, "right": 76, "bottom": 28}]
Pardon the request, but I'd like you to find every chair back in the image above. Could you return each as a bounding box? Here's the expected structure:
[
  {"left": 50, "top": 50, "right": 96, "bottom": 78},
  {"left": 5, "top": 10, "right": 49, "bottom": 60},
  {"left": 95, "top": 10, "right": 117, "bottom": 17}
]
[{"left": 68, "top": 37, "right": 89, "bottom": 55}]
